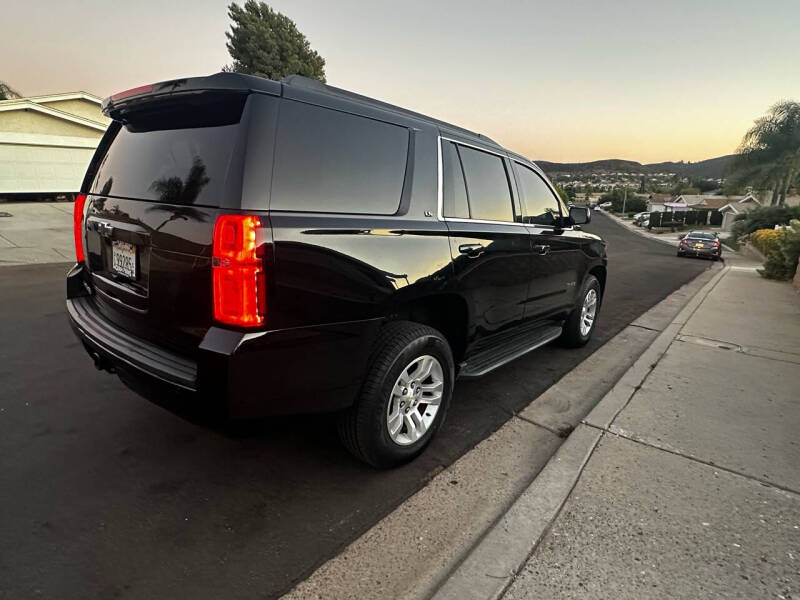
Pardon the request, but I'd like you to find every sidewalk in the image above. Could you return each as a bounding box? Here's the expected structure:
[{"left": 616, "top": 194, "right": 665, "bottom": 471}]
[
  {"left": 435, "top": 257, "right": 800, "bottom": 599},
  {"left": 0, "top": 201, "right": 74, "bottom": 266}
]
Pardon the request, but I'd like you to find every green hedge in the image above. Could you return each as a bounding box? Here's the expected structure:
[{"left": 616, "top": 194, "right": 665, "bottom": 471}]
[
  {"left": 733, "top": 205, "right": 800, "bottom": 238},
  {"left": 760, "top": 219, "right": 800, "bottom": 280}
]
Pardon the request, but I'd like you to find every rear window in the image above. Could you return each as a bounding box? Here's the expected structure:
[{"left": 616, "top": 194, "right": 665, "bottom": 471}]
[
  {"left": 688, "top": 232, "right": 715, "bottom": 239},
  {"left": 270, "top": 101, "right": 409, "bottom": 214},
  {"left": 89, "top": 93, "right": 247, "bottom": 206}
]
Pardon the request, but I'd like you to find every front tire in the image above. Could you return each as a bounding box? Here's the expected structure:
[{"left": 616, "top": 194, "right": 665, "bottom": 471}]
[
  {"left": 560, "top": 275, "right": 601, "bottom": 348},
  {"left": 338, "top": 321, "right": 454, "bottom": 468}
]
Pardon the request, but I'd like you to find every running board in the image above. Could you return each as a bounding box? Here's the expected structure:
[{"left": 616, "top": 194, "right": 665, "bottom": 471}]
[{"left": 458, "top": 324, "right": 563, "bottom": 379}]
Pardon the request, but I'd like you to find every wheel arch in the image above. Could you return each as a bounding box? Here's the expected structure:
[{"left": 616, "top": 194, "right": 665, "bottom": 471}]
[
  {"left": 588, "top": 264, "right": 607, "bottom": 299},
  {"left": 387, "top": 293, "right": 469, "bottom": 363}
]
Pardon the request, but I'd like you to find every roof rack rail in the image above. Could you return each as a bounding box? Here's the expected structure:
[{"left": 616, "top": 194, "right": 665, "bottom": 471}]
[{"left": 281, "top": 75, "right": 497, "bottom": 145}]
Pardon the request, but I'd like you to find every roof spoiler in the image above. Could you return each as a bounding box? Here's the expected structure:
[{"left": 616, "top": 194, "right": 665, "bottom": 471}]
[{"left": 102, "top": 72, "right": 281, "bottom": 118}]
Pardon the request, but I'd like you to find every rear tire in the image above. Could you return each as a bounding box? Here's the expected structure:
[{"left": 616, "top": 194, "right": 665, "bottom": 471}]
[
  {"left": 338, "top": 321, "right": 454, "bottom": 468},
  {"left": 560, "top": 275, "right": 601, "bottom": 348}
]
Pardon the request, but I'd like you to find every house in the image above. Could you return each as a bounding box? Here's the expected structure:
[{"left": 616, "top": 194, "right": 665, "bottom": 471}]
[
  {"left": 0, "top": 92, "right": 110, "bottom": 199},
  {"left": 695, "top": 196, "right": 739, "bottom": 211},
  {"left": 673, "top": 194, "right": 707, "bottom": 207},
  {"left": 672, "top": 194, "right": 744, "bottom": 208},
  {"left": 718, "top": 193, "right": 762, "bottom": 231},
  {"left": 647, "top": 193, "right": 679, "bottom": 213}
]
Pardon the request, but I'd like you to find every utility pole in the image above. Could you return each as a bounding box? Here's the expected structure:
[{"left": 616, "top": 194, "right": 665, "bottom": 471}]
[{"left": 622, "top": 188, "right": 627, "bottom": 214}]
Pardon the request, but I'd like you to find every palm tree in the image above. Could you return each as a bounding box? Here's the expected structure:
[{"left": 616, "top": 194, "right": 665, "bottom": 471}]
[
  {"left": 0, "top": 81, "right": 21, "bottom": 100},
  {"left": 727, "top": 101, "right": 800, "bottom": 205}
]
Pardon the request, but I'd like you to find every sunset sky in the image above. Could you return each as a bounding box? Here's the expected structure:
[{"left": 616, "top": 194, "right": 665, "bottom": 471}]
[{"left": 3, "top": 0, "right": 798, "bottom": 163}]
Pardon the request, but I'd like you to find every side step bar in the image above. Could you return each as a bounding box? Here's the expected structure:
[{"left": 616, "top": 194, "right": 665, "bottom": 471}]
[{"left": 458, "top": 323, "right": 563, "bottom": 379}]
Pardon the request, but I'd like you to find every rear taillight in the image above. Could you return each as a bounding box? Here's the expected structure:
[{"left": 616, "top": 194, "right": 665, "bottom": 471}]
[
  {"left": 212, "top": 215, "right": 265, "bottom": 327},
  {"left": 713, "top": 240, "right": 720, "bottom": 247},
  {"left": 73, "top": 193, "right": 87, "bottom": 262}
]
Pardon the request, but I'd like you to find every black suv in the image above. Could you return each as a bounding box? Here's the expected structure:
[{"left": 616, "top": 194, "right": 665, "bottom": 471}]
[{"left": 67, "top": 73, "right": 607, "bottom": 467}]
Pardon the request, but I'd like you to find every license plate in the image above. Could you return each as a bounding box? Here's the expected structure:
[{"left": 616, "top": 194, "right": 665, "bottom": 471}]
[
  {"left": 694, "top": 243, "right": 704, "bottom": 248},
  {"left": 112, "top": 240, "right": 137, "bottom": 279}
]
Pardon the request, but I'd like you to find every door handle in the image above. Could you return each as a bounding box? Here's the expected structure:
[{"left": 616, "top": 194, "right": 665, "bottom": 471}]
[
  {"left": 533, "top": 244, "right": 550, "bottom": 255},
  {"left": 458, "top": 243, "right": 485, "bottom": 257}
]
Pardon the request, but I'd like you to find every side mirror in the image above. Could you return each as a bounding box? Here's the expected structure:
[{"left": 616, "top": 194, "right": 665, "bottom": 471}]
[{"left": 569, "top": 206, "right": 591, "bottom": 225}]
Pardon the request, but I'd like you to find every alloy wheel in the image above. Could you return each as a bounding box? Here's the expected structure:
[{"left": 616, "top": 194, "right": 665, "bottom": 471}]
[
  {"left": 580, "top": 288, "right": 598, "bottom": 337},
  {"left": 386, "top": 355, "right": 444, "bottom": 446}
]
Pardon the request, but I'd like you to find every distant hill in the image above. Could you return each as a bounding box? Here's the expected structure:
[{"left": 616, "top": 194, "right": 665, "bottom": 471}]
[
  {"left": 536, "top": 155, "right": 734, "bottom": 180},
  {"left": 644, "top": 155, "right": 733, "bottom": 179}
]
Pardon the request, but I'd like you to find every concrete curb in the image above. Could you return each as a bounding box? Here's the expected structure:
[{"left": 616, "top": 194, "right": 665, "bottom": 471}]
[
  {"left": 430, "top": 424, "right": 603, "bottom": 600},
  {"left": 282, "top": 264, "right": 723, "bottom": 600},
  {"left": 428, "top": 265, "right": 730, "bottom": 600}
]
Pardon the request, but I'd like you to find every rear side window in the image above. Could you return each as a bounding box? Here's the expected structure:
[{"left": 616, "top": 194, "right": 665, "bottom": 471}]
[
  {"left": 270, "top": 101, "right": 409, "bottom": 214},
  {"left": 456, "top": 145, "right": 514, "bottom": 222},
  {"left": 89, "top": 93, "right": 247, "bottom": 206},
  {"left": 513, "top": 162, "right": 562, "bottom": 226},
  {"left": 442, "top": 141, "right": 470, "bottom": 218}
]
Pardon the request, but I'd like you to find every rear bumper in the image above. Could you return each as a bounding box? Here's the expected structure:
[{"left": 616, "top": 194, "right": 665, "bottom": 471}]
[
  {"left": 678, "top": 246, "right": 720, "bottom": 257},
  {"left": 68, "top": 294, "right": 197, "bottom": 390},
  {"left": 66, "top": 266, "right": 380, "bottom": 418}
]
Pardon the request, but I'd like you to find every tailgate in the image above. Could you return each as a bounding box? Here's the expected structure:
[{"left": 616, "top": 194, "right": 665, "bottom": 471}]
[{"left": 82, "top": 91, "right": 255, "bottom": 354}]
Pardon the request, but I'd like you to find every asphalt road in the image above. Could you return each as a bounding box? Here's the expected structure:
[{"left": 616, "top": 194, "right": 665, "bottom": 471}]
[{"left": 0, "top": 214, "right": 709, "bottom": 600}]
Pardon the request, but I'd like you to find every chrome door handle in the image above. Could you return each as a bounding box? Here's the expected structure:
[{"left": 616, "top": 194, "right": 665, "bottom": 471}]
[
  {"left": 533, "top": 244, "right": 550, "bottom": 255},
  {"left": 458, "top": 243, "right": 485, "bottom": 257}
]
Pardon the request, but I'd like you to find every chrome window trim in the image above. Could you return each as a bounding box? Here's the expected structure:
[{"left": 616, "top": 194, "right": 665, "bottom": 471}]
[
  {"left": 437, "top": 135, "right": 528, "bottom": 227},
  {"left": 441, "top": 135, "right": 507, "bottom": 158},
  {"left": 436, "top": 135, "right": 565, "bottom": 231},
  {"left": 437, "top": 134, "right": 444, "bottom": 220},
  {"left": 441, "top": 216, "right": 529, "bottom": 227}
]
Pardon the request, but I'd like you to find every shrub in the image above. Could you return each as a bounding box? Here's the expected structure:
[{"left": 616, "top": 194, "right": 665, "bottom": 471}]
[
  {"left": 611, "top": 195, "right": 646, "bottom": 214},
  {"left": 732, "top": 205, "right": 800, "bottom": 238},
  {"left": 599, "top": 189, "right": 646, "bottom": 214},
  {"left": 749, "top": 228, "right": 784, "bottom": 256},
  {"left": 760, "top": 219, "right": 800, "bottom": 280}
]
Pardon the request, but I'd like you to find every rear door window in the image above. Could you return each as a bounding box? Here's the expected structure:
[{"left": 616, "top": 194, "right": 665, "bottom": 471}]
[
  {"left": 456, "top": 145, "right": 514, "bottom": 222},
  {"left": 270, "top": 101, "right": 409, "bottom": 214},
  {"left": 513, "top": 162, "right": 562, "bottom": 226},
  {"left": 442, "top": 141, "right": 470, "bottom": 218}
]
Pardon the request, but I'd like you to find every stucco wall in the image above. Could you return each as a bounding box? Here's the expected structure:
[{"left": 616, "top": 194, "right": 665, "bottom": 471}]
[
  {"left": 721, "top": 211, "right": 737, "bottom": 231},
  {"left": 0, "top": 110, "right": 103, "bottom": 138},
  {"left": 40, "top": 99, "right": 109, "bottom": 125}
]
